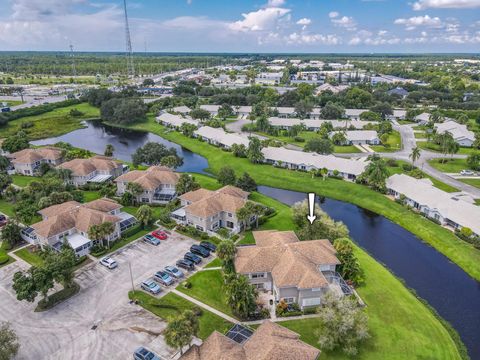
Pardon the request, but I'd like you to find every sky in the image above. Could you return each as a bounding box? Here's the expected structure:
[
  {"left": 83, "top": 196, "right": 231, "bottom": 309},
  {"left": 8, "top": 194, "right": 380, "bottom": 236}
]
[{"left": 0, "top": 0, "right": 479, "bottom": 53}]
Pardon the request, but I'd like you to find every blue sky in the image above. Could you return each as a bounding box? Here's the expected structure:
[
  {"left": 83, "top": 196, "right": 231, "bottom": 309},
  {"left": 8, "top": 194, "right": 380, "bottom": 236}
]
[{"left": 0, "top": 0, "right": 479, "bottom": 52}]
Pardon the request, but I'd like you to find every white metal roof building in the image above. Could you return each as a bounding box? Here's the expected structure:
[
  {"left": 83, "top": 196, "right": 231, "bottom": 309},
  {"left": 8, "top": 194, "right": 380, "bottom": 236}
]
[
  {"left": 434, "top": 120, "right": 475, "bottom": 147},
  {"left": 194, "top": 126, "right": 250, "bottom": 149},
  {"left": 386, "top": 174, "right": 480, "bottom": 236},
  {"left": 261, "top": 146, "right": 368, "bottom": 179},
  {"left": 268, "top": 117, "right": 373, "bottom": 131},
  {"left": 156, "top": 113, "right": 198, "bottom": 128},
  {"left": 172, "top": 105, "right": 192, "bottom": 114},
  {"left": 345, "top": 109, "right": 368, "bottom": 120},
  {"left": 330, "top": 130, "right": 380, "bottom": 145}
]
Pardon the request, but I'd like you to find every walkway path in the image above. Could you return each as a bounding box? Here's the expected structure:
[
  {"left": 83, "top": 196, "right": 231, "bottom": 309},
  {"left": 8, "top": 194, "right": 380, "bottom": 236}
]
[
  {"left": 171, "top": 289, "right": 239, "bottom": 324},
  {"left": 243, "top": 313, "right": 322, "bottom": 326}
]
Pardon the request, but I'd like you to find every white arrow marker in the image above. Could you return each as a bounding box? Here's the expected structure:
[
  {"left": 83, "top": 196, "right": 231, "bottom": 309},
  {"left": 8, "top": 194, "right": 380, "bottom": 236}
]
[{"left": 307, "top": 192, "right": 316, "bottom": 224}]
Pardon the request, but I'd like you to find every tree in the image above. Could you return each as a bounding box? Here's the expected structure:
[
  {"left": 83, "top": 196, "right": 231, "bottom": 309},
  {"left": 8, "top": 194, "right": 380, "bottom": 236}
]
[
  {"left": 0, "top": 156, "right": 10, "bottom": 172},
  {"left": 44, "top": 244, "right": 76, "bottom": 289},
  {"left": 236, "top": 172, "right": 257, "bottom": 192},
  {"left": 136, "top": 205, "right": 153, "bottom": 229},
  {"left": 104, "top": 144, "right": 114, "bottom": 157},
  {"left": 345, "top": 88, "right": 373, "bottom": 108},
  {"left": 321, "top": 102, "right": 344, "bottom": 120},
  {"left": 0, "top": 173, "right": 12, "bottom": 192},
  {"left": 142, "top": 78, "right": 155, "bottom": 86},
  {"left": 88, "top": 222, "right": 115, "bottom": 248},
  {"left": 231, "top": 143, "right": 247, "bottom": 158},
  {"left": 218, "top": 104, "right": 234, "bottom": 119},
  {"left": 0, "top": 322, "right": 19, "bottom": 360},
  {"left": 160, "top": 155, "right": 183, "bottom": 169},
  {"left": 294, "top": 100, "right": 313, "bottom": 119},
  {"left": 357, "top": 156, "right": 389, "bottom": 192},
  {"left": 132, "top": 142, "right": 182, "bottom": 167},
  {"left": 456, "top": 113, "right": 469, "bottom": 124},
  {"left": 189, "top": 108, "right": 211, "bottom": 122},
  {"left": 163, "top": 310, "right": 199, "bottom": 355},
  {"left": 236, "top": 201, "right": 263, "bottom": 229},
  {"left": 12, "top": 266, "right": 53, "bottom": 303},
  {"left": 127, "top": 182, "right": 144, "bottom": 200},
  {"left": 0, "top": 221, "right": 22, "bottom": 250},
  {"left": 333, "top": 238, "right": 364, "bottom": 285},
  {"left": 315, "top": 292, "right": 369, "bottom": 356},
  {"left": 305, "top": 138, "right": 333, "bottom": 154},
  {"left": 176, "top": 173, "right": 200, "bottom": 195},
  {"left": 409, "top": 146, "right": 421, "bottom": 168},
  {"left": 180, "top": 123, "right": 197, "bottom": 137},
  {"left": 217, "top": 239, "right": 236, "bottom": 273},
  {"left": 224, "top": 274, "right": 257, "bottom": 319},
  {"left": 466, "top": 152, "right": 480, "bottom": 171},
  {"left": 218, "top": 166, "right": 236, "bottom": 186},
  {"left": 247, "top": 137, "right": 264, "bottom": 164},
  {"left": 331, "top": 131, "right": 347, "bottom": 146},
  {"left": 100, "top": 98, "right": 147, "bottom": 125},
  {"left": 370, "top": 102, "right": 393, "bottom": 120},
  {"left": 2, "top": 131, "right": 29, "bottom": 153},
  {"left": 360, "top": 111, "right": 381, "bottom": 122}
]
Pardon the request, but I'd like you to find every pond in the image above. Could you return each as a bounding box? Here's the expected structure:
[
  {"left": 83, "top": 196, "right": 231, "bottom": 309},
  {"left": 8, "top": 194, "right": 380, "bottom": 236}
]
[
  {"left": 258, "top": 185, "right": 480, "bottom": 360},
  {"left": 31, "top": 121, "right": 209, "bottom": 174}
]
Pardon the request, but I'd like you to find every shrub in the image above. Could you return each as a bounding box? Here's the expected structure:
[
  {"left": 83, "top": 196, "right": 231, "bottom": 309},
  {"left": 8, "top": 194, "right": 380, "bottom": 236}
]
[
  {"left": 69, "top": 108, "right": 84, "bottom": 117},
  {"left": 35, "top": 282, "right": 80, "bottom": 312},
  {"left": 182, "top": 281, "right": 192, "bottom": 289},
  {"left": 294, "top": 136, "right": 305, "bottom": 142},
  {"left": 0, "top": 253, "right": 10, "bottom": 265},
  {"left": 386, "top": 159, "right": 398, "bottom": 167},
  {"left": 216, "top": 228, "right": 230, "bottom": 239},
  {"left": 20, "top": 121, "right": 34, "bottom": 129},
  {"left": 192, "top": 306, "right": 203, "bottom": 316},
  {"left": 402, "top": 163, "right": 414, "bottom": 171}
]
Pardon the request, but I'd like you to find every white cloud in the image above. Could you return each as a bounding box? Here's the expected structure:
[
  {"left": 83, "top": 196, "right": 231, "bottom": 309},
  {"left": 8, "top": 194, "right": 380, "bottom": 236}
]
[
  {"left": 229, "top": 7, "right": 290, "bottom": 32},
  {"left": 394, "top": 15, "right": 442, "bottom": 30},
  {"left": 286, "top": 32, "right": 341, "bottom": 45},
  {"left": 328, "top": 11, "right": 339, "bottom": 18},
  {"left": 163, "top": 16, "right": 227, "bottom": 30},
  {"left": 266, "top": 0, "right": 286, "bottom": 7},
  {"left": 331, "top": 15, "right": 357, "bottom": 31},
  {"left": 412, "top": 0, "right": 480, "bottom": 10},
  {"left": 296, "top": 18, "right": 311, "bottom": 26}
]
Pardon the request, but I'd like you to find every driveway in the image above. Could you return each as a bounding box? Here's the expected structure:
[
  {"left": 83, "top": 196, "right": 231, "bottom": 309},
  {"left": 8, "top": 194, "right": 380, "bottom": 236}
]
[{"left": 0, "top": 231, "right": 196, "bottom": 359}]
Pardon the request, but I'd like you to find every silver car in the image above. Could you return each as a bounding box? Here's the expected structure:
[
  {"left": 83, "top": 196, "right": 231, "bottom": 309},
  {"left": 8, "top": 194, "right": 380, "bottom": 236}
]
[
  {"left": 141, "top": 278, "right": 161, "bottom": 295},
  {"left": 164, "top": 265, "right": 184, "bottom": 279},
  {"left": 100, "top": 257, "right": 117, "bottom": 269}
]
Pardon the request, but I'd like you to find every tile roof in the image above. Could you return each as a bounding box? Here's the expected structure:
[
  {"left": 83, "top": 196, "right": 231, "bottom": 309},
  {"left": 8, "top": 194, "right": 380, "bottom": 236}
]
[
  {"left": 235, "top": 231, "right": 339, "bottom": 289},
  {"left": 180, "top": 320, "right": 319, "bottom": 360},
  {"left": 32, "top": 198, "right": 122, "bottom": 239},
  {"left": 115, "top": 166, "right": 180, "bottom": 190},
  {"left": 57, "top": 155, "right": 122, "bottom": 176},
  {"left": 9, "top": 147, "right": 63, "bottom": 164}
]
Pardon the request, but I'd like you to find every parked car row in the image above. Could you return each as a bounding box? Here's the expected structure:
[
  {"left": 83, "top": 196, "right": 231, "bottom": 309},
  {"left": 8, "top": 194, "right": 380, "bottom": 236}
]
[
  {"left": 141, "top": 264, "right": 185, "bottom": 295},
  {"left": 176, "top": 241, "right": 217, "bottom": 271},
  {"left": 143, "top": 230, "right": 169, "bottom": 246}
]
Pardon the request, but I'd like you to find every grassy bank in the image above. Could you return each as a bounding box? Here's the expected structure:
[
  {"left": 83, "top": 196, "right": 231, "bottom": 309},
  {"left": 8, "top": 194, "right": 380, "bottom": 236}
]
[
  {"left": 459, "top": 178, "right": 480, "bottom": 189},
  {"left": 116, "top": 117, "right": 480, "bottom": 281},
  {"left": 418, "top": 142, "right": 478, "bottom": 155},
  {"left": 0, "top": 102, "right": 99, "bottom": 140},
  {"left": 428, "top": 158, "right": 469, "bottom": 173}
]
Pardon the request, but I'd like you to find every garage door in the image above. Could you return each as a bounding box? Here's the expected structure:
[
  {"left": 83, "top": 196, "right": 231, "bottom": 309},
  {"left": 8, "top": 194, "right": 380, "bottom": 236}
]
[{"left": 302, "top": 298, "right": 321, "bottom": 307}]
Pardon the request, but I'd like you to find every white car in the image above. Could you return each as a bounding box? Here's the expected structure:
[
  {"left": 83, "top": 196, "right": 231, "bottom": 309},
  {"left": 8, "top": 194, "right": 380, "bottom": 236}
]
[
  {"left": 100, "top": 257, "right": 117, "bottom": 269},
  {"left": 460, "top": 170, "right": 475, "bottom": 176}
]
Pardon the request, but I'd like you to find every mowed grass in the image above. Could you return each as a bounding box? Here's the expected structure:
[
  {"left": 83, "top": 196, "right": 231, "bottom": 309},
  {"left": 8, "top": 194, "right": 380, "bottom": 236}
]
[
  {"left": 11, "top": 175, "right": 39, "bottom": 187},
  {"left": 458, "top": 178, "right": 480, "bottom": 189},
  {"left": 417, "top": 141, "right": 478, "bottom": 155},
  {"left": 129, "top": 291, "right": 232, "bottom": 340},
  {"left": 118, "top": 117, "right": 480, "bottom": 282},
  {"left": 428, "top": 158, "right": 469, "bottom": 173},
  {"left": 0, "top": 103, "right": 99, "bottom": 140},
  {"left": 370, "top": 131, "right": 402, "bottom": 153},
  {"left": 14, "top": 247, "right": 44, "bottom": 267},
  {"left": 176, "top": 269, "right": 235, "bottom": 318}
]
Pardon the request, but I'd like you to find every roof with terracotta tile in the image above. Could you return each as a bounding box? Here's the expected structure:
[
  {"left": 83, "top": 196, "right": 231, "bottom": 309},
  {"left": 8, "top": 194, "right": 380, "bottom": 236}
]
[
  {"left": 9, "top": 147, "right": 63, "bottom": 164},
  {"left": 58, "top": 155, "right": 122, "bottom": 176},
  {"left": 114, "top": 166, "right": 180, "bottom": 190}
]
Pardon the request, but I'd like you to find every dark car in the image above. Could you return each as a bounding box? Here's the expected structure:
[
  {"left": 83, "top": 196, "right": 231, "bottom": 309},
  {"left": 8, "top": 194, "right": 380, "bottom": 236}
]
[
  {"left": 190, "top": 244, "right": 210, "bottom": 258},
  {"left": 133, "top": 347, "right": 160, "bottom": 360},
  {"left": 200, "top": 241, "right": 216, "bottom": 253},
  {"left": 176, "top": 259, "right": 195, "bottom": 271},
  {"left": 0, "top": 215, "right": 7, "bottom": 227},
  {"left": 184, "top": 252, "right": 202, "bottom": 264}
]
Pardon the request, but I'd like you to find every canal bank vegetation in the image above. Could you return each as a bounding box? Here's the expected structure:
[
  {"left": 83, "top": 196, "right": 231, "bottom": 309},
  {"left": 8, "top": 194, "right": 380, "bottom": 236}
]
[{"left": 111, "top": 116, "right": 480, "bottom": 282}]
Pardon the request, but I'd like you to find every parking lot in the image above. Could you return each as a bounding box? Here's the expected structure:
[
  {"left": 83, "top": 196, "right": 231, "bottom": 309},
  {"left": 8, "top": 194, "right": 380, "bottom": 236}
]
[{"left": 0, "top": 231, "right": 197, "bottom": 359}]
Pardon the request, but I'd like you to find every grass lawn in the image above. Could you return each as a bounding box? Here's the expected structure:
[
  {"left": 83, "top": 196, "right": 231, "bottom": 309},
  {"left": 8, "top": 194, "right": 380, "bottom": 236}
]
[
  {"left": 14, "top": 246, "right": 44, "bottom": 267},
  {"left": 370, "top": 131, "right": 401, "bottom": 153},
  {"left": 176, "top": 269, "right": 235, "bottom": 318},
  {"left": 417, "top": 141, "right": 478, "bottom": 155},
  {"left": 2, "top": 100, "right": 24, "bottom": 107},
  {"left": 129, "top": 291, "right": 232, "bottom": 340},
  {"left": 11, "top": 175, "right": 39, "bottom": 187},
  {"left": 82, "top": 191, "right": 102, "bottom": 202},
  {"left": 458, "top": 178, "right": 480, "bottom": 189},
  {"left": 98, "top": 224, "right": 156, "bottom": 257},
  {"left": 333, "top": 145, "right": 360, "bottom": 153},
  {"left": 280, "top": 244, "right": 462, "bottom": 360},
  {"left": 0, "top": 242, "right": 15, "bottom": 268},
  {"left": 428, "top": 158, "right": 469, "bottom": 173},
  {"left": 204, "top": 258, "right": 222, "bottom": 268},
  {"left": 414, "top": 132, "right": 426, "bottom": 139},
  {"left": 122, "top": 205, "right": 168, "bottom": 222},
  {"left": 0, "top": 103, "right": 99, "bottom": 140},
  {"left": 0, "top": 199, "right": 16, "bottom": 217},
  {"left": 113, "top": 117, "right": 480, "bottom": 282}
]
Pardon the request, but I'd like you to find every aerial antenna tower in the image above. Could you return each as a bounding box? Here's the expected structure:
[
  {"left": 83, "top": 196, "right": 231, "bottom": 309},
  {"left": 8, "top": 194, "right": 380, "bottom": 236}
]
[
  {"left": 69, "top": 44, "right": 77, "bottom": 78},
  {"left": 123, "top": 0, "right": 135, "bottom": 78}
]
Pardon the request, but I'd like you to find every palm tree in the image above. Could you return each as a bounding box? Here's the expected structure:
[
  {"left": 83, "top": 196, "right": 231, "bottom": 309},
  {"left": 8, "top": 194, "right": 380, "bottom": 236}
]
[
  {"left": 163, "top": 310, "right": 198, "bottom": 355},
  {"left": 104, "top": 144, "right": 115, "bottom": 157},
  {"left": 136, "top": 205, "right": 152, "bottom": 229},
  {"left": 409, "top": 146, "right": 421, "bottom": 168},
  {"left": 224, "top": 274, "right": 257, "bottom": 319},
  {"left": 217, "top": 239, "right": 236, "bottom": 273}
]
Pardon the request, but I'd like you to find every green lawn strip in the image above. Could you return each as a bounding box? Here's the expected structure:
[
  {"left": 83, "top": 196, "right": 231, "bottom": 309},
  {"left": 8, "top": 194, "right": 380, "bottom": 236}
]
[
  {"left": 122, "top": 205, "right": 167, "bottom": 221},
  {"left": 0, "top": 242, "right": 15, "bottom": 268},
  {"left": 370, "top": 131, "right": 401, "bottom": 153},
  {"left": 11, "top": 175, "right": 39, "bottom": 187},
  {"left": 428, "top": 158, "right": 468, "bottom": 173},
  {"left": 82, "top": 191, "right": 102, "bottom": 202},
  {"left": 129, "top": 291, "right": 232, "bottom": 340},
  {"left": 105, "top": 118, "right": 480, "bottom": 281},
  {"left": 13, "top": 247, "right": 44, "bottom": 267},
  {"left": 0, "top": 199, "right": 16, "bottom": 217},
  {"left": 279, "top": 244, "right": 463, "bottom": 360},
  {"left": 95, "top": 224, "right": 156, "bottom": 257},
  {"left": 458, "top": 178, "right": 480, "bottom": 189},
  {"left": 0, "top": 103, "right": 99, "bottom": 140},
  {"left": 414, "top": 132, "right": 426, "bottom": 139},
  {"left": 3, "top": 100, "right": 24, "bottom": 107},
  {"left": 417, "top": 142, "right": 477, "bottom": 155},
  {"left": 204, "top": 258, "right": 222, "bottom": 268},
  {"left": 176, "top": 269, "right": 235, "bottom": 318},
  {"left": 333, "top": 145, "right": 361, "bottom": 153}
]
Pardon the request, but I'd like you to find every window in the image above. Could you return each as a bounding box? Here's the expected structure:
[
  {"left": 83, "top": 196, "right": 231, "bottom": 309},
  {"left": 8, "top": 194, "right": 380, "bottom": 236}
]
[
  {"left": 251, "top": 273, "right": 265, "bottom": 279},
  {"left": 227, "top": 212, "right": 233, "bottom": 217},
  {"left": 196, "top": 225, "right": 204, "bottom": 231},
  {"left": 254, "top": 283, "right": 264, "bottom": 290},
  {"left": 283, "top": 297, "right": 296, "bottom": 304},
  {"left": 226, "top": 221, "right": 234, "bottom": 229}
]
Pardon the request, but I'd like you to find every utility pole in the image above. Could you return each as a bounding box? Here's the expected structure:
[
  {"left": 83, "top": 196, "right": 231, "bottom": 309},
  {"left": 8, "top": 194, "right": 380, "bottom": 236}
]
[
  {"left": 123, "top": 0, "right": 135, "bottom": 78},
  {"left": 69, "top": 44, "right": 77, "bottom": 82}
]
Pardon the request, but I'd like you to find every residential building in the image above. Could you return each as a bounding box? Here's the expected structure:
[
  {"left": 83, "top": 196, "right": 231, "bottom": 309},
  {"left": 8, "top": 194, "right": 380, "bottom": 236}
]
[
  {"left": 21, "top": 198, "right": 136, "bottom": 257},
  {"left": 156, "top": 112, "right": 198, "bottom": 129},
  {"left": 414, "top": 112, "right": 430, "bottom": 125},
  {"left": 387, "top": 109, "right": 407, "bottom": 121},
  {"left": 262, "top": 146, "right": 368, "bottom": 179},
  {"left": 386, "top": 174, "right": 480, "bottom": 237},
  {"left": 235, "top": 230, "right": 350, "bottom": 309},
  {"left": 8, "top": 147, "right": 63, "bottom": 176},
  {"left": 268, "top": 117, "right": 373, "bottom": 131},
  {"left": 387, "top": 87, "right": 409, "bottom": 98},
  {"left": 255, "top": 72, "right": 283, "bottom": 85},
  {"left": 345, "top": 109, "right": 368, "bottom": 120},
  {"left": 180, "top": 320, "right": 320, "bottom": 360},
  {"left": 434, "top": 120, "right": 475, "bottom": 147},
  {"left": 194, "top": 126, "right": 250, "bottom": 149},
  {"left": 115, "top": 166, "right": 180, "bottom": 204},
  {"left": 315, "top": 83, "right": 349, "bottom": 95},
  {"left": 172, "top": 105, "right": 192, "bottom": 114},
  {"left": 329, "top": 130, "right": 380, "bottom": 145},
  {"left": 171, "top": 185, "right": 251, "bottom": 234},
  {"left": 57, "top": 155, "right": 126, "bottom": 186}
]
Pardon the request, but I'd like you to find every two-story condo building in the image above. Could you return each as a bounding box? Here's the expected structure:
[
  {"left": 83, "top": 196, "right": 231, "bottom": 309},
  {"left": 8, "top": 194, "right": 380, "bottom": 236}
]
[
  {"left": 235, "top": 230, "right": 350, "bottom": 309},
  {"left": 115, "top": 166, "right": 180, "bottom": 204},
  {"left": 21, "top": 198, "right": 136, "bottom": 257},
  {"left": 8, "top": 147, "right": 63, "bottom": 176},
  {"left": 57, "top": 155, "right": 127, "bottom": 186},
  {"left": 171, "top": 185, "right": 252, "bottom": 234}
]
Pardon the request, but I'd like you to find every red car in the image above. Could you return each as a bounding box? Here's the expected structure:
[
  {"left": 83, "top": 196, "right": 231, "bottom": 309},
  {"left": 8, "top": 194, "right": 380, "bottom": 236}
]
[{"left": 151, "top": 230, "right": 168, "bottom": 240}]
